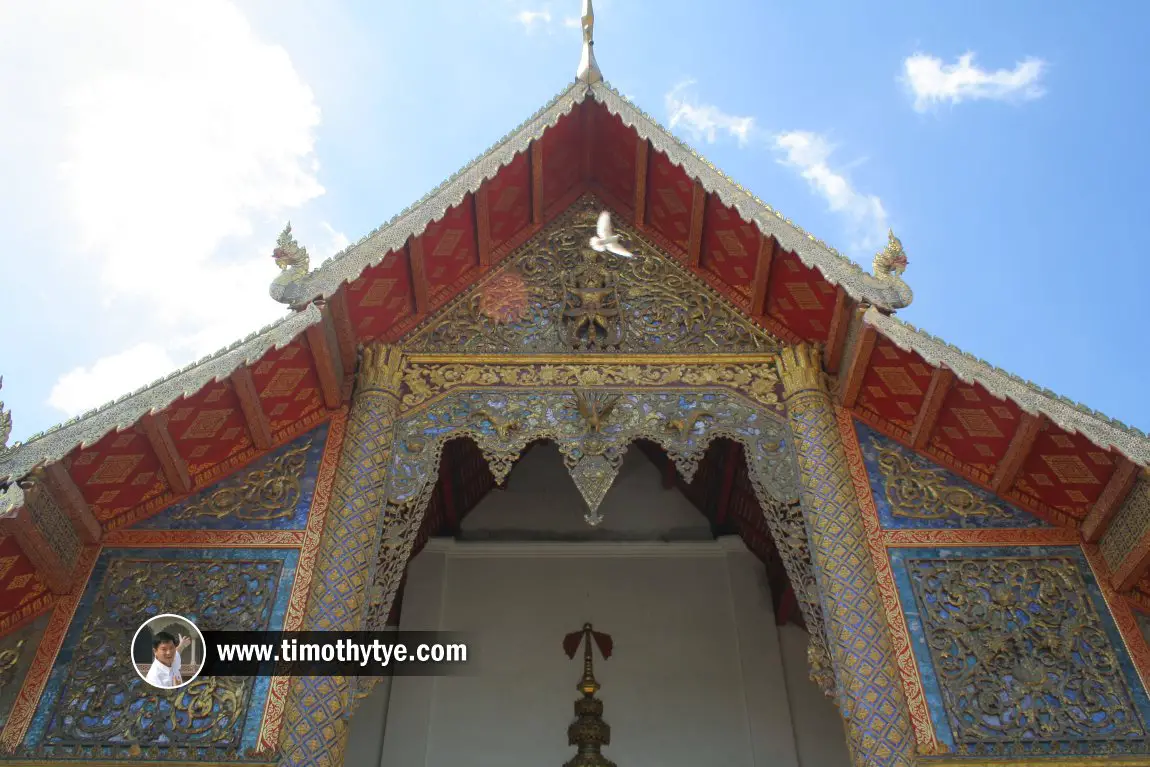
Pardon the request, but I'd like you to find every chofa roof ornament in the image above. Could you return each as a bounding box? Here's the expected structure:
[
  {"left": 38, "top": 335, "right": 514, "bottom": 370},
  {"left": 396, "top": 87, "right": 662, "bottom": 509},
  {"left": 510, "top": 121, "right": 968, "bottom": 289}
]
[
  {"left": 866, "top": 229, "right": 913, "bottom": 313},
  {"left": 576, "top": 0, "right": 602, "bottom": 84},
  {"left": 269, "top": 222, "right": 313, "bottom": 309},
  {"left": 0, "top": 377, "right": 11, "bottom": 453}
]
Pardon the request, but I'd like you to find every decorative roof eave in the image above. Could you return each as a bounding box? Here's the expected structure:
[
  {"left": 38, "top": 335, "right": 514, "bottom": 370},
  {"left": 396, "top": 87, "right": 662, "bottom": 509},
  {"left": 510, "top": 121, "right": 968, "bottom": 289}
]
[
  {"left": 294, "top": 79, "right": 910, "bottom": 312},
  {"left": 588, "top": 83, "right": 913, "bottom": 311},
  {"left": 867, "top": 308, "right": 1150, "bottom": 467},
  {"left": 0, "top": 304, "right": 324, "bottom": 485},
  {"left": 299, "top": 82, "right": 592, "bottom": 302}
]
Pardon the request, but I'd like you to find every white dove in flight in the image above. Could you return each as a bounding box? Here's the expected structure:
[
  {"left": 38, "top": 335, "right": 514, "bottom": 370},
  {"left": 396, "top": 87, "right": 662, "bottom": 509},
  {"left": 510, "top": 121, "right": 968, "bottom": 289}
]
[{"left": 589, "top": 211, "right": 633, "bottom": 257}]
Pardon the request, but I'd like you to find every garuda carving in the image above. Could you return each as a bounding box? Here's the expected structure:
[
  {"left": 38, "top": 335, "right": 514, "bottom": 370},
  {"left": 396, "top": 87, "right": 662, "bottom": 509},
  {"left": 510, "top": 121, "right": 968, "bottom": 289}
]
[
  {"left": 561, "top": 250, "right": 624, "bottom": 350},
  {"left": 404, "top": 195, "right": 779, "bottom": 354}
]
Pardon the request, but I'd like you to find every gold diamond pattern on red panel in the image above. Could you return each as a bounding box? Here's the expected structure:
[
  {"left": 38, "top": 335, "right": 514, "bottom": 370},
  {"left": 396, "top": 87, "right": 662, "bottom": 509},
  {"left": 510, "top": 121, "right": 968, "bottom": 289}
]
[
  {"left": 590, "top": 105, "right": 636, "bottom": 212},
  {"left": 0, "top": 535, "right": 51, "bottom": 632},
  {"left": 485, "top": 150, "right": 531, "bottom": 252},
  {"left": 250, "top": 339, "right": 324, "bottom": 435},
  {"left": 764, "top": 250, "right": 838, "bottom": 342},
  {"left": 418, "top": 194, "right": 478, "bottom": 307},
  {"left": 928, "top": 381, "right": 1022, "bottom": 478},
  {"left": 167, "top": 381, "right": 252, "bottom": 479},
  {"left": 346, "top": 252, "right": 414, "bottom": 342},
  {"left": 69, "top": 427, "right": 168, "bottom": 522},
  {"left": 644, "top": 149, "right": 693, "bottom": 252},
  {"left": 854, "top": 338, "right": 935, "bottom": 432},
  {"left": 1013, "top": 425, "right": 1117, "bottom": 519},
  {"left": 541, "top": 108, "right": 583, "bottom": 212},
  {"left": 700, "top": 195, "right": 761, "bottom": 298}
]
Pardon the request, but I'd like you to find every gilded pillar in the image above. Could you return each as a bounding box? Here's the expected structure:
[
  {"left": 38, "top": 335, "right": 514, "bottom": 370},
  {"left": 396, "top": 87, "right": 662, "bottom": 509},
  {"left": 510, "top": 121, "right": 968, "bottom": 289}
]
[
  {"left": 278, "top": 343, "right": 405, "bottom": 767},
  {"left": 777, "top": 343, "right": 916, "bottom": 767}
]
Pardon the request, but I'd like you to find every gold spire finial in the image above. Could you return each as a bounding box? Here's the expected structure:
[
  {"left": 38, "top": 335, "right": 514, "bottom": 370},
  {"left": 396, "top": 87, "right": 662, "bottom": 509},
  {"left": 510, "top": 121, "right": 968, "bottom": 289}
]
[
  {"left": 576, "top": 0, "right": 602, "bottom": 84},
  {"left": 562, "top": 623, "right": 615, "bottom": 767}
]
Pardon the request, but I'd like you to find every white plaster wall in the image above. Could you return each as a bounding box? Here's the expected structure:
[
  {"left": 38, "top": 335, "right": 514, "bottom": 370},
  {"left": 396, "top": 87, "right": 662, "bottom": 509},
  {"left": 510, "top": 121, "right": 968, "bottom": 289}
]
[
  {"left": 460, "top": 442, "right": 712, "bottom": 540},
  {"left": 351, "top": 444, "right": 850, "bottom": 767},
  {"left": 778, "top": 624, "right": 853, "bottom": 767}
]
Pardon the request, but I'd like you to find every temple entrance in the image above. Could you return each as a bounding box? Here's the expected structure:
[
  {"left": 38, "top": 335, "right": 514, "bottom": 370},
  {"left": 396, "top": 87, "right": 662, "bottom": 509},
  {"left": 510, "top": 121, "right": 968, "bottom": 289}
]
[{"left": 345, "top": 440, "right": 850, "bottom": 767}]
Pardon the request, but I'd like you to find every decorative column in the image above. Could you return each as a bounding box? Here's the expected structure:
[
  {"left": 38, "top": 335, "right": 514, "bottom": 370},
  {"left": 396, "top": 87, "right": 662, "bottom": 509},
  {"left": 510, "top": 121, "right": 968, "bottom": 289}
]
[
  {"left": 777, "top": 343, "right": 916, "bottom": 767},
  {"left": 277, "top": 343, "right": 405, "bottom": 767}
]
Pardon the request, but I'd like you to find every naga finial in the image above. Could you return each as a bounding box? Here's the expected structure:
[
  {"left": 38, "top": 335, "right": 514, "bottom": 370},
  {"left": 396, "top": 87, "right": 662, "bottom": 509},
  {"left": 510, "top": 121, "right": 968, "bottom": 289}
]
[
  {"left": 272, "top": 222, "right": 309, "bottom": 272},
  {"left": 269, "top": 222, "right": 313, "bottom": 308},
  {"left": 873, "top": 228, "right": 908, "bottom": 278},
  {"left": 0, "top": 377, "right": 11, "bottom": 450},
  {"left": 576, "top": 0, "right": 602, "bottom": 84}
]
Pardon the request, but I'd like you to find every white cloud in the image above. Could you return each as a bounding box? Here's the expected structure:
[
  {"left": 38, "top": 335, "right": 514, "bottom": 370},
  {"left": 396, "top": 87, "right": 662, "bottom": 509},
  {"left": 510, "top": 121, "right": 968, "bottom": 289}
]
[
  {"left": 774, "top": 132, "right": 888, "bottom": 252},
  {"left": 0, "top": 1, "right": 344, "bottom": 418},
  {"left": 47, "top": 343, "right": 179, "bottom": 417},
  {"left": 903, "top": 52, "right": 1046, "bottom": 112},
  {"left": 563, "top": 16, "right": 581, "bottom": 29},
  {"left": 661, "top": 81, "right": 888, "bottom": 254},
  {"left": 516, "top": 9, "right": 553, "bottom": 31},
  {"left": 664, "top": 80, "right": 755, "bottom": 147}
]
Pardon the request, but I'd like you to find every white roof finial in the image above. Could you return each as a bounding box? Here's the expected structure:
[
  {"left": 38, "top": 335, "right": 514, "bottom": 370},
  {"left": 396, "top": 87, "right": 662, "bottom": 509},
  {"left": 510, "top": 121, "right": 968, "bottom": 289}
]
[{"left": 576, "top": 0, "right": 602, "bottom": 84}]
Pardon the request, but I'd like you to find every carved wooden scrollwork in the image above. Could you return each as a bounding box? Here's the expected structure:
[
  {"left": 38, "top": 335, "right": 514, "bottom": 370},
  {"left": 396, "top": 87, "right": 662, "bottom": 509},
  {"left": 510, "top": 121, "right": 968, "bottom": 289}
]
[
  {"left": 365, "top": 386, "right": 832, "bottom": 702},
  {"left": 404, "top": 196, "right": 778, "bottom": 355}
]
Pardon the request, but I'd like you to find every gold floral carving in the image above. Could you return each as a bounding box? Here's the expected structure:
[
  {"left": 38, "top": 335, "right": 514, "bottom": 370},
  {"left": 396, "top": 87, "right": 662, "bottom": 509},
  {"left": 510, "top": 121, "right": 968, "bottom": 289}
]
[
  {"left": 358, "top": 343, "right": 405, "bottom": 397},
  {"left": 777, "top": 342, "right": 826, "bottom": 398},
  {"left": 907, "top": 556, "right": 1147, "bottom": 753},
  {"left": 404, "top": 196, "right": 779, "bottom": 354},
  {"left": 870, "top": 438, "right": 1019, "bottom": 523},
  {"left": 12, "top": 557, "right": 279, "bottom": 762},
  {"left": 170, "top": 440, "right": 311, "bottom": 522},
  {"left": 401, "top": 359, "right": 782, "bottom": 413},
  {"left": 366, "top": 387, "right": 822, "bottom": 625}
]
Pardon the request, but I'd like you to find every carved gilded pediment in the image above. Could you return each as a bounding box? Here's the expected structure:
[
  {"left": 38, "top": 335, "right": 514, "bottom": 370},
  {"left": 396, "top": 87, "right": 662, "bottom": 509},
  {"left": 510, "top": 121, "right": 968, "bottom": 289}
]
[{"left": 404, "top": 195, "right": 780, "bottom": 354}]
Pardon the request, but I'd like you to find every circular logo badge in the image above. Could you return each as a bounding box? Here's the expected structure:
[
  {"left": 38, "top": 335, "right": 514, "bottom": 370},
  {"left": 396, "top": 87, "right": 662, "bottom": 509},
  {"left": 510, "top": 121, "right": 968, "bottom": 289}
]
[{"left": 131, "top": 613, "right": 205, "bottom": 690}]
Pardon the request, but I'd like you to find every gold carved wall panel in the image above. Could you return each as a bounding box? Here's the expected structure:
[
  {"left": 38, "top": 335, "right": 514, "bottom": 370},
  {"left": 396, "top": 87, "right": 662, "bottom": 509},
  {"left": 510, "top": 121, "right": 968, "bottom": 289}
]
[{"left": 404, "top": 196, "right": 778, "bottom": 355}]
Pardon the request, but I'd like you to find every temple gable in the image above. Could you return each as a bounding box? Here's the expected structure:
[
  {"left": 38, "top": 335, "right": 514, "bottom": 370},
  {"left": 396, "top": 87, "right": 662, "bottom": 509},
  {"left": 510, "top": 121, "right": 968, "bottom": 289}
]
[{"left": 405, "top": 195, "right": 779, "bottom": 355}]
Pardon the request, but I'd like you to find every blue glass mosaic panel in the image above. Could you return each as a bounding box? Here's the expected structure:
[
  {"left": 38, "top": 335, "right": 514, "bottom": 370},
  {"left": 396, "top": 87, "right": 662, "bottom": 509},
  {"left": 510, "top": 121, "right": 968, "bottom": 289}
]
[
  {"left": 133, "top": 423, "right": 328, "bottom": 530},
  {"left": 25, "top": 547, "right": 299, "bottom": 756},
  {"left": 890, "top": 545, "right": 1150, "bottom": 758},
  {"left": 855, "top": 421, "right": 1046, "bottom": 530}
]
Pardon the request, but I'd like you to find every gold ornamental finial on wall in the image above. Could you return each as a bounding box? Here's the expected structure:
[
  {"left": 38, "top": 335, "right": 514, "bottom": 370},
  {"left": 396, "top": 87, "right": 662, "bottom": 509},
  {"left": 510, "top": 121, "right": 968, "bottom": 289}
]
[
  {"left": 357, "top": 343, "right": 405, "bottom": 398},
  {"left": 562, "top": 623, "right": 616, "bottom": 767},
  {"left": 777, "top": 343, "right": 826, "bottom": 398}
]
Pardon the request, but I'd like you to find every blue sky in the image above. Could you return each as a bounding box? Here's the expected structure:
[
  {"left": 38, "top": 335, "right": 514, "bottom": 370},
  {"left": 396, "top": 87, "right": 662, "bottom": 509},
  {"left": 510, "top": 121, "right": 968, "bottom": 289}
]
[{"left": 0, "top": 0, "right": 1147, "bottom": 444}]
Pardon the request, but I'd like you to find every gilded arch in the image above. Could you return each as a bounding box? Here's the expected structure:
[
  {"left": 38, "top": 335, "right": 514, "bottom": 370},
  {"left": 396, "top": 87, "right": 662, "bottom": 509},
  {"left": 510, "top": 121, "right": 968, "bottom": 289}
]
[
  {"left": 348, "top": 195, "right": 839, "bottom": 697},
  {"left": 360, "top": 357, "right": 835, "bottom": 697}
]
